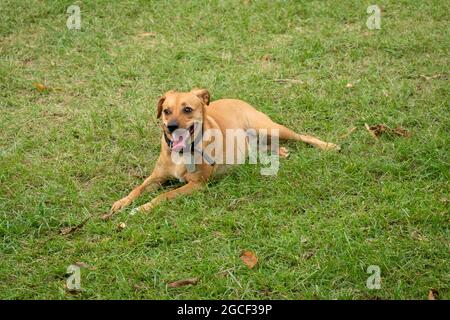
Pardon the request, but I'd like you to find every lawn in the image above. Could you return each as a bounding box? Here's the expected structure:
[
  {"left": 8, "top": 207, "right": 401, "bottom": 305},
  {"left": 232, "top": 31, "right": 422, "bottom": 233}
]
[{"left": 0, "top": 0, "right": 448, "bottom": 299}]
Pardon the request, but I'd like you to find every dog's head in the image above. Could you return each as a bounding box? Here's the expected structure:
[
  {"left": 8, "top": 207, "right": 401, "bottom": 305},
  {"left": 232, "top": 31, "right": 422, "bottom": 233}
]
[{"left": 156, "top": 88, "right": 210, "bottom": 152}]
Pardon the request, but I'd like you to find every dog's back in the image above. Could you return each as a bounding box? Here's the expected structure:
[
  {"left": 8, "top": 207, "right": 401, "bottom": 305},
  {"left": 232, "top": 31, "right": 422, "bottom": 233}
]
[{"left": 207, "top": 99, "right": 273, "bottom": 131}]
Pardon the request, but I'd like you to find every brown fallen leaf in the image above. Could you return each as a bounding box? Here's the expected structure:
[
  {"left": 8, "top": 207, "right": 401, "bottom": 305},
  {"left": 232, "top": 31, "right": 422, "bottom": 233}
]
[
  {"left": 212, "top": 231, "right": 224, "bottom": 238},
  {"left": 365, "top": 123, "right": 381, "bottom": 139},
  {"left": 74, "top": 261, "right": 97, "bottom": 270},
  {"left": 74, "top": 261, "right": 89, "bottom": 268},
  {"left": 59, "top": 217, "right": 90, "bottom": 235},
  {"left": 428, "top": 289, "right": 438, "bottom": 300},
  {"left": 420, "top": 74, "right": 443, "bottom": 81},
  {"left": 33, "top": 82, "right": 51, "bottom": 92},
  {"left": 101, "top": 212, "right": 114, "bottom": 221},
  {"left": 139, "top": 32, "right": 157, "bottom": 37},
  {"left": 32, "top": 82, "right": 62, "bottom": 92},
  {"left": 411, "top": 230, "right": 427, "bottom": 241},
  {"left": 262, "top": 54, "right": 273, "bottom": 62},
  {"left": 392, "top": 126, "right": 411, "bottom": 137},
  {"left": 240, "top": 250, "right": 258, "bottom": 269},
  {"left": 302, "top": 251, "right": 315, "bottom": 260},
  {"left": 274, "top": 78, "right": 303, "bottom": 84},
  {"left": 168, "top": 277, "right": 199, "bottom": 288},
  {"left": 133, "top": 283, "right": 149, "bottom": 291},
  {"left": 365, "top": 123, "right": 411, "bottom": 139}
]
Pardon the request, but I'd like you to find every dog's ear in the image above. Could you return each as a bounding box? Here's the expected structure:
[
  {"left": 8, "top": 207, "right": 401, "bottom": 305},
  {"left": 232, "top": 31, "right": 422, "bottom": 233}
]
[
  {"left": 191, "top": 88, "right": 210, "bottom": 105},
  {"left": 156, "top": 91, "right": 174, "bottom": 119},
  {"left": 156, "top": 96, "right": 165, "bottom": 119}
]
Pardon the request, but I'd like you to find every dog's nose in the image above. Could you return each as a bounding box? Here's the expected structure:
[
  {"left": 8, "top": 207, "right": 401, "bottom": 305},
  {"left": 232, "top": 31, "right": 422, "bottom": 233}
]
[{"left": 167, "top": 120, "right": 179, "bottom": 133}]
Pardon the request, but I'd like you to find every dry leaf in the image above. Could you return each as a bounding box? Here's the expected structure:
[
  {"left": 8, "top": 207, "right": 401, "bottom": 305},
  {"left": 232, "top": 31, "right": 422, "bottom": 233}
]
[
  {"left": 370, "top": 124, "right": 388, "bottom": 137},
  {"left": 240, "top": 250, "right": 258, "bottom": 269},
  {"left": 212, "top": 231, "right": 224, "bottom": 238},
  {"left": 74, "top": 261, "right": 89, "bottom": 268},
  {"left": 274, "top": 78, "right": 303, "bottom": 84},
  {"left": 365, "top": 124, "right": 411, "bottom": 139},
  {"left": 59, "top": 217, "right": 90, "bottom": 235},
  {"left": 33, "top": 82, "right": 62, "bottom": 92},
  {"left": 428, "top": 289, "right": 438, "bottom": 300},
  {"left": 168, "top": 277, "right": 199, "bottom": 288},
  {"left": 392, "top": 127, "right": 411, "bottom": 137},
  {"left": 101, "top": 212, "right": 114, "bottom": 221},
  {"left": 74, "top": 261, "right": 97, "bottom": 270},
  {"left": 420, "top": 74, "right": 443, "bottom": 81},
  {"left": 139, "top": 32, "right": 157, "bottom": 37},
  {"left": 117, "top": 222, "right": 126, "bottom": 230},
  {"left": 133, "top": 283, "right": 148, "bottom": 291},
  {"left": 411, "top": 230, "right": 427, "bottom": 241},
  {"left": 364, "top": 123, "right": 381, "bottom": 139},
  {"left": 33, "top": 82, "right": 51, "bottom": 92},
  {"left": 302, "top": 251, "right": 314, "bottom": 260},
  {"left": 262, "top": 54, "right": 272, "bottom": 62}
]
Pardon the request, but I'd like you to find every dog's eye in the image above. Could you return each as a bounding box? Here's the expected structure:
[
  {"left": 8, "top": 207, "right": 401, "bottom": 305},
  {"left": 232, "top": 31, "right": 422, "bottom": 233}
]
[
  {"left": 183, "top": 106, "right": 193, "bottom": 113},
  {"left": 163, "top": 109, "right": 171, "bottom": 115}
]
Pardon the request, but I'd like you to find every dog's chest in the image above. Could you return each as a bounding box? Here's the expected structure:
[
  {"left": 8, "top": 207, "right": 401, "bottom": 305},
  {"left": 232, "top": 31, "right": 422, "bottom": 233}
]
[
  {"left": 169, "top": 153, "right": 203, "bottom": 182},
  {"left": 172, "top": 163, "right": 188, "bottom": 182}
]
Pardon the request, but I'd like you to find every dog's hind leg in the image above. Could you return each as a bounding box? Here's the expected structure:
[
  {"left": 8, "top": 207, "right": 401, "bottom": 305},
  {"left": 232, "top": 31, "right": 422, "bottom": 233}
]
[
  {"left": 249, "top": 115, "right": 340, "bottom": 151},
  {"left": 278, "top": 146, "right": 290, "bottom": 158},
  {"left": 275, "top": 124, "right": 340, "bottom": 150}
]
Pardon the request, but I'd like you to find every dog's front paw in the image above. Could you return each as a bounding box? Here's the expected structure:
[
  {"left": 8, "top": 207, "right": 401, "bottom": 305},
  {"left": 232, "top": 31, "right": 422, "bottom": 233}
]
[
  {"left": 278, "top": 147, "right": 290, "bottom": 158},
  {"left": 324, "top": 142, "right": 341, "bottom": 151},
  {"left": 111, "top": 197, "right": 132, "bottom": 213},
  {"left": 131, "top": 201, "right": 156, "bottom": 215}
]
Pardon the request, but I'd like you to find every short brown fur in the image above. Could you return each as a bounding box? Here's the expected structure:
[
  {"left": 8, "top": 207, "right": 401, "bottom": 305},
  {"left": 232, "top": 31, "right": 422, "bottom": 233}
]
[{"left": 110, "top": 89, "right": 339, "bottom": 215}]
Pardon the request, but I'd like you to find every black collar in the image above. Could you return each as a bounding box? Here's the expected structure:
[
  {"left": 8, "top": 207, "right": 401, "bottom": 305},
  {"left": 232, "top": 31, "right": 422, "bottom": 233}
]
[
  {"left": 163, "top": 131, "right": 195, "bottom": 153},
  {"left": 163, "top": 127, "right": 215, "bottom": 166}
]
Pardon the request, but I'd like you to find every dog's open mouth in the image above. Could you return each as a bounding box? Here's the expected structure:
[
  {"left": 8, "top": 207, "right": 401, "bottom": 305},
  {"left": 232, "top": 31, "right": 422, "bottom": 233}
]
[{"left": 171, "top": 124, "right": 195, "bottom": 152}]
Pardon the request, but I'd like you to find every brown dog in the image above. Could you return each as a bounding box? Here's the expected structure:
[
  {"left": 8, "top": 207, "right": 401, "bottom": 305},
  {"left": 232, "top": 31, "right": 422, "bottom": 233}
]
[{"left": 108, "top": 89, "right": 339, "bottom": 216}]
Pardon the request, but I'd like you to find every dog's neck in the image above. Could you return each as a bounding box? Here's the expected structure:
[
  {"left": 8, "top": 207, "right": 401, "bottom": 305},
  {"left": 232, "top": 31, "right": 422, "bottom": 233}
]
[
  {"left": 163, "top": 130, "right": 197, "bottom": 154},
  {"left": 161, "top": 114, "right": 217, "bottom": 167}
]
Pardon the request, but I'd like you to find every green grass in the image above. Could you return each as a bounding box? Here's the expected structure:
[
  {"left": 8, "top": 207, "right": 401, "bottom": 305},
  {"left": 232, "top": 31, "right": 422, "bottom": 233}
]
[{"left": 0, "top": 0, "right": 448, "bottom": 299}]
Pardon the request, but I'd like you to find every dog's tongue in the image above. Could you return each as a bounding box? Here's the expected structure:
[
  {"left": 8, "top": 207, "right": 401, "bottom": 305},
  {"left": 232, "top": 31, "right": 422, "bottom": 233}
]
[
  {"left": 171, "top": 129, "right": 191, "bottom": 152},
  {"left": 172, "top": 135, "right": 185, "bottom": 152}
]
